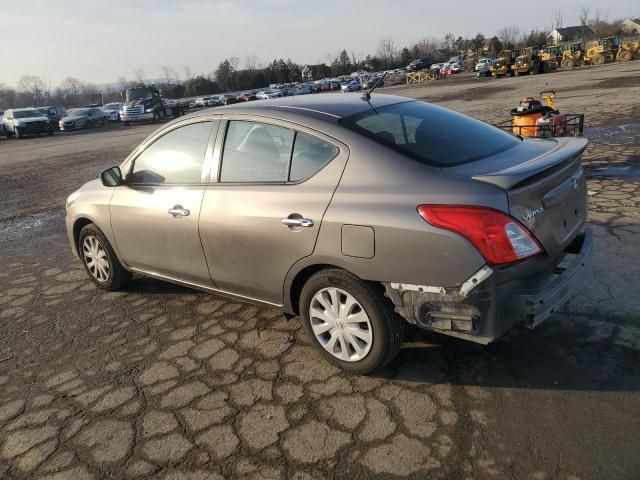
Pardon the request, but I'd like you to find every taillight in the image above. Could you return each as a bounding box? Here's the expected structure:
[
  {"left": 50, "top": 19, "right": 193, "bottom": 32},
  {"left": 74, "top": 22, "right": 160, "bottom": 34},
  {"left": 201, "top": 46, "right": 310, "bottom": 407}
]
[{"left": 417, "top": 205, "right": 543, "bottom": 265}]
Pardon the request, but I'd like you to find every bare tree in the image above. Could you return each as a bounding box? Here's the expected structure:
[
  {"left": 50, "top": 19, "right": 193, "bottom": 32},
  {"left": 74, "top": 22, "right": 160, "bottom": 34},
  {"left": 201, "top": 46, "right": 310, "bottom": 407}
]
[
  {"left": 579, "top": 6, "right": 590, "bottom": 27},
  {"left": 553, "top": 9, "right": 564, "bottom": 30},
  {"left": 183, "top": 65, "right": 193, "bottom": 83},
  {"left": 17, "top": 75, "right": 48, "bottom": 105},
  {"left": 61, "top": 77, "right": 83, "bottom": 98},
  {"left": 497, "top": 26, "right": 521, "bottom": 49},
  {"left": 377, "top": 37, "right": 398, "bottom": 69},
  {"left": 590, "top": 8, "right": 610, "bottom": 37},
  {"left": 350, "top": 51, "right": 363, "bottom": 69},
  {"left": 415, "top": 37, "right": 441, "bottom": 59},
  {"left": 161, "top": 66, "right": 178, "bottom": 85},
  {"left": 228, "top": 57, "right": 240, "bottom": 71},
  {"left": 579, "top": 6, "right": 591, "bottom": 41},
  {"left": 133, "top": 69, "right": 145, "bottom": 84},
  {"left": 244, "top": 55, "right": 259, "bottom": 70}
]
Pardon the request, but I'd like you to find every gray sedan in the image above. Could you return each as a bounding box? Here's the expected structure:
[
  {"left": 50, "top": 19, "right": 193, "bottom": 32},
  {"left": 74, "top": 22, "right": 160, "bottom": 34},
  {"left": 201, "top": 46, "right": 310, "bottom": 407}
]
[
  {"left": 59, "top": 108, "right": 108, "bottom": 131},
  {"left": 65, "top": 93, "right": 592, "bottom": 373}
]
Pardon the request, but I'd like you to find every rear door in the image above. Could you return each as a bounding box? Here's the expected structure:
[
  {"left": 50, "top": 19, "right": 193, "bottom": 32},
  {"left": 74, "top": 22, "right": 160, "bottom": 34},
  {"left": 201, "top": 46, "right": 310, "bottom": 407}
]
[
  {"left": 110, "top": 120, "right": 218, "bottom": 285},
  {"left": 199, "top": 118, "right": 348, "bottom": 304}
]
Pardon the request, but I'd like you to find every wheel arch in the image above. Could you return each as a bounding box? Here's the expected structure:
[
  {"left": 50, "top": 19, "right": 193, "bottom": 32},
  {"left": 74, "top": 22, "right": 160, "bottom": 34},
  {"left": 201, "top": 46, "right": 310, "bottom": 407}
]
[
  {"left": 286, "top": 263, "right": 346, "bottom": 316},
  {"left": 72, "top": 217, "right": 95, "bottom": 255}
]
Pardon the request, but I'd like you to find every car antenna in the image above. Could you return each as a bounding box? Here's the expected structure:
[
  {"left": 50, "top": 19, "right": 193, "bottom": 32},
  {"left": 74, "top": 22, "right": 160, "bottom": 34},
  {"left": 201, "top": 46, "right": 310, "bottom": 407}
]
[{"left": 362, "top": 72, "right": 387, "bottom": 100}]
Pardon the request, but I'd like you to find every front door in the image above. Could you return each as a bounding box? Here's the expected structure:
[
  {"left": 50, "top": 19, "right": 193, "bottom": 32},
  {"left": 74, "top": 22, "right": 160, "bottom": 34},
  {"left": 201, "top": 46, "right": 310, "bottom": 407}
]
[
  {"left": 110, "top": 120, "right": 217, "bottom": 285},
  {"left": 199, "top": 119, "right": 348, "bottom": 304}
]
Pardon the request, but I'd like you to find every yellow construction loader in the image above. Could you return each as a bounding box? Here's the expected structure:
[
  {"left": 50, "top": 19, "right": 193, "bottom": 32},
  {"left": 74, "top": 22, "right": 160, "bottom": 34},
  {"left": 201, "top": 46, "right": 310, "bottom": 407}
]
[
  {"left": 539, "top": 45, "right": 565, "bottom": 72},
  {"left": 561, "top": 42, "right": 586, "bottom": 69},
  {"left": 491, "top": 50, "right": 519, "bottom": 77},
  {"left": 585, "top": 36, "right": 622, "bottom": 65},
  {"left": 617, "top": 38, "right": 640, "bottom": 61},
  {"left": 512, "top": 47, "right": 541, "bottom": 76}
]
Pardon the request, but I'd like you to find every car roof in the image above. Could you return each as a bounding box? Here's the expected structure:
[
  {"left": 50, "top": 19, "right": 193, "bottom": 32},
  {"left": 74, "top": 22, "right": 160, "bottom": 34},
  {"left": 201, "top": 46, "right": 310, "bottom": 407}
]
[{"left": 179, "top": 93, "right": 414, "bottom": 124}]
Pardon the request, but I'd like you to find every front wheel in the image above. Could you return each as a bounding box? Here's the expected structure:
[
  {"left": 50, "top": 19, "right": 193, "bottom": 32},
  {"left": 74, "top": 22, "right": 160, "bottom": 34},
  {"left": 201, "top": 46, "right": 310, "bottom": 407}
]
[
  {"left": 619, "top": 50, "right": 632, "bottom": 62},
  {"left": 78, "top": 224, "right": 131, "bottom": 290},
  {"left": 299, "top": 269, "right": 403, "bottom": 374}
]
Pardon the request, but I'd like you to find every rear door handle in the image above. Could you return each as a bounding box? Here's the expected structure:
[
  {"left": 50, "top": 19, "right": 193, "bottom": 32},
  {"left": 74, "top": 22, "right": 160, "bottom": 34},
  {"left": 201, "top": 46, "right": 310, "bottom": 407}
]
[
  {"left": 281, "top": 217, "right": 314, "bottom": 228},
  {"left": 168, "top": 205, "right": 190, "bottom": 217}
]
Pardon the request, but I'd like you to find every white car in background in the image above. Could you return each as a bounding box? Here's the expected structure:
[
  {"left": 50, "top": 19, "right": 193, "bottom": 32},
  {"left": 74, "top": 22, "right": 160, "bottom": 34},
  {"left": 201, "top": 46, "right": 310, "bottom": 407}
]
[
  {"left": 2, "top": 108, "right": 51, "bottom": 138},
  {"left": 102, "top": 102, "right": 123, "bottom": 121},
  {"left": 256, "top": 90, "right": 283, "bottom": 100},
  {"left": 475, "top": 58, "right": 496, "bottom": 77},
  {"left": 195, "top": 96, "right": 222, "bottom": 107}
]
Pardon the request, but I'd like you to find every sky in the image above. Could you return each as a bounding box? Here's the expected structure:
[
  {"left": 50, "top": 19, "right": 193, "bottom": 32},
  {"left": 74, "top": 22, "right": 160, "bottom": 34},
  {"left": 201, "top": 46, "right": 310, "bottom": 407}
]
[{"left": 1, "top": 0, "right": 637, "bottom": 87}]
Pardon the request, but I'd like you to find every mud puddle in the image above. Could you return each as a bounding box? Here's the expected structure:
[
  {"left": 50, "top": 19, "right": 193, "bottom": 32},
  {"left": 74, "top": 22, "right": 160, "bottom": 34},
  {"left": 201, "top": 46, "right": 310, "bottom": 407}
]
[{"left": 0, "top": 210, "right": 65, "bottom": 245}]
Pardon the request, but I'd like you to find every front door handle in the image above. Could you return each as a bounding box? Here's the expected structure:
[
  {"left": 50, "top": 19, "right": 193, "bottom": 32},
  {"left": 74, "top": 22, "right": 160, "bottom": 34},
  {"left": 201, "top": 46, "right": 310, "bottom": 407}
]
[
  {"left": 281, "top": 217, "right": 314, "bottom": 228},
  {"left": 168, "top": 205, "right": 190, "bottom": 217}
]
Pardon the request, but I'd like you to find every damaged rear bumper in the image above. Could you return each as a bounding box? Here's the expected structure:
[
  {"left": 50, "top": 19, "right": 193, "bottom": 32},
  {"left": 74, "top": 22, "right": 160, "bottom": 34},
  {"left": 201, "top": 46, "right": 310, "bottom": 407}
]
[{"left": 384, "top": 228, "right": 593, "bottom": 344}]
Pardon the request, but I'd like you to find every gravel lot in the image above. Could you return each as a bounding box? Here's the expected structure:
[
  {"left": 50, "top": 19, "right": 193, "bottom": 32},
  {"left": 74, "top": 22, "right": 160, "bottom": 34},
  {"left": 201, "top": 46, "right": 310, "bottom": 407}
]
[{"left": 1, "top": 62, "right": 639, "bottom": 480}]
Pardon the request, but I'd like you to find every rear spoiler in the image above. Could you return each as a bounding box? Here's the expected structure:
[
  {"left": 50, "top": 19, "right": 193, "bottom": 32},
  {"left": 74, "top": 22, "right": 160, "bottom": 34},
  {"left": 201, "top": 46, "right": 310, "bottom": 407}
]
[{"left": 471, "top": 137, "right": 588, "bottom": 190}]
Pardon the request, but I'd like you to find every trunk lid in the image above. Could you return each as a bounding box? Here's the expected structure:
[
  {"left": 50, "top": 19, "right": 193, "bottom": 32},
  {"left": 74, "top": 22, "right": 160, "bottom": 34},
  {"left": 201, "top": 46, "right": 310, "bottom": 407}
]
[{"left": 445, "top": 137, "right": 589, "bottom": 258}]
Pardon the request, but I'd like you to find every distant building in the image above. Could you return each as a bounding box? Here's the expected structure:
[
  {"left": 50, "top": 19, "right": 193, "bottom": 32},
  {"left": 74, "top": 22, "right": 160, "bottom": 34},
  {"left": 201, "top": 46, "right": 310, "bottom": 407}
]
[
  {"left": 547, "top": 26, "right": 595, "bottom": 44},
  {"left": 621, "top": 18, "right": 640, "bottom": 35}
]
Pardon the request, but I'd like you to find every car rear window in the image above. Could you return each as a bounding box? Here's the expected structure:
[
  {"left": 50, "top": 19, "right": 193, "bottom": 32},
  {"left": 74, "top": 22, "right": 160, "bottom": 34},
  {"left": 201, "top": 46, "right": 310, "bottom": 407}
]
[{"left": 340, "top": 101, "right": 520, "bottom": 166}]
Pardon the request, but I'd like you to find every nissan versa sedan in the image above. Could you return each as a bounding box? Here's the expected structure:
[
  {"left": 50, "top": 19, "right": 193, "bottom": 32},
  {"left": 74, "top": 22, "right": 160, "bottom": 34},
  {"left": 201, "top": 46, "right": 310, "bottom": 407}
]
[{"left": 65, "top": 93, "right": 592, "bottom": 373}]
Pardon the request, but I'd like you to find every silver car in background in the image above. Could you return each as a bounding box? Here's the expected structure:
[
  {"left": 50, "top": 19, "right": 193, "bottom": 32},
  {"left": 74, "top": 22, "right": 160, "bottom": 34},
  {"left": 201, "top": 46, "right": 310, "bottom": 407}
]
[
  {"left": 59, "top": 108, "right": 108, "bottom": 130},
  {"left": 65, "top": 93, "right": 592, "bottom": 373}
]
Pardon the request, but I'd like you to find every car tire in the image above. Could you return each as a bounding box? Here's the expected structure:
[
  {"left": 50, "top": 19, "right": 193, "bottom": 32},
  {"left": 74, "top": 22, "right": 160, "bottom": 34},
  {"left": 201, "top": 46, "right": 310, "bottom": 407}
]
[
  {"left": 78, "top": 223, "right": 131, "bottom": 291},
  {"left": 299, "top": 268, "right": 403, "bottom": 374}
]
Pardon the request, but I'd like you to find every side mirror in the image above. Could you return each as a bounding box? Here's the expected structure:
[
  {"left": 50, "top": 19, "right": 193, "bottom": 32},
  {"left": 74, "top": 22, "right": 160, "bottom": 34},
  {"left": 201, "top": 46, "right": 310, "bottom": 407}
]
[{"left": 100, "top": 166, "right": 123, "bottom": 187}]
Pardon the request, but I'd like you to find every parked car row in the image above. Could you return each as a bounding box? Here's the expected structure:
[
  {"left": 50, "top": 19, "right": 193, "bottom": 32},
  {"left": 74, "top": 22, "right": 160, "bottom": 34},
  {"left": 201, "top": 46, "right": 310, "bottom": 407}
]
[{"left": 0, "top": 102, "right": 127, "bottom": 140}]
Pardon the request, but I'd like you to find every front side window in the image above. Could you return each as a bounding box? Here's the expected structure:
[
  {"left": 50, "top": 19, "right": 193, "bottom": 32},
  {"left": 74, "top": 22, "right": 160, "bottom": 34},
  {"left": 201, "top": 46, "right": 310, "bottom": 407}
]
[
  {"left": 220, "top": 121, "right": 294, "bottom": 182},
  {"left": 341, "top": 101, "right": 519, "bottom": 166},
  {"left": 130, "top": 122, "right": 213, "bottom": 184}
]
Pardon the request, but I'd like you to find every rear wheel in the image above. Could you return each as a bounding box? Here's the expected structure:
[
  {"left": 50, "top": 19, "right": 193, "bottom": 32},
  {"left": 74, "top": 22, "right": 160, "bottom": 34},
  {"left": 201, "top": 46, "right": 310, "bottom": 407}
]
[
  {"left": 593, "top": 54, "right": 605, "bottom": 65},
  {"left": 299, "top": 269, "right": 403, "bottom": 374},
  {"left": 78, "top": 224, "right": 131, "bottom": 291}
]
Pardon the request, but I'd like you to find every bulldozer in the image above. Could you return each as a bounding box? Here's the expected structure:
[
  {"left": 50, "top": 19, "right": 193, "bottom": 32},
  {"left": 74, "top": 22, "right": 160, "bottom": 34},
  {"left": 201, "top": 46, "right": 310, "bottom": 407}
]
[
  {"left": 491, "top": 50, "right": 519, "bottom": 77},
  {"left": 617, "top": 38, "right": 640, "bottom": 61},
  {"left": 512, "top": 47, "right": 541, "bottom": 76},
  {"left": 561, "top": 42, "right": 586, "bottom": 69},
  {"left": 539, "top": 45, "right": 565, "bottom": 72},
  {"left": 585, "top": 36, "right": 622, "bottom": 65}
]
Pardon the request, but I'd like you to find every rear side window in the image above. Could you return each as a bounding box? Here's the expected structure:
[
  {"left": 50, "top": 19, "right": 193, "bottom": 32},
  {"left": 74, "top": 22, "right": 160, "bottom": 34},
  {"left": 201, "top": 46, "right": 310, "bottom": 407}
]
[
  {"left": 340, "top": 101, "right": 519, "bottom": 166},
  {"left": 290, "top": 132, "right": 338, "bottom": 182},
  {"left": 130, "top": 122, "right": 213, "bottom": 184},
  {"left": 220, "top": 121, "right": 294, "bottom": 182}
]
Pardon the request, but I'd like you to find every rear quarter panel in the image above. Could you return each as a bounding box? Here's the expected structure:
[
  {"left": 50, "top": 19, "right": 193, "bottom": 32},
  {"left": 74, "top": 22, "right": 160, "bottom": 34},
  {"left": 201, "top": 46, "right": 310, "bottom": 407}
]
[{"left": 287, "top": 134, "right": 510, "bottom": 293}]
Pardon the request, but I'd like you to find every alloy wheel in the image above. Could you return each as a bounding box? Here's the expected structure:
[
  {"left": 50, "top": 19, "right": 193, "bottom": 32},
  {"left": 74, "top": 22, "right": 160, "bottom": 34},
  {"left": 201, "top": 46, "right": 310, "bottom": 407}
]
[
  {"left": 82, "top": 235, "right": 110, "bottom": 282},
  {"left": 309, "top": 287, "right": 373, "bottom": 362}
]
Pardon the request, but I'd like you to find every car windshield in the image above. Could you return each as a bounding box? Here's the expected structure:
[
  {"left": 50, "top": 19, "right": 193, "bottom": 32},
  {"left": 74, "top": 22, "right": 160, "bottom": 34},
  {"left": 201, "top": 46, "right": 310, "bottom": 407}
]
[
  {"left": 103, "top": 103, "right": 120, "bottom": 110},
  {"left": 126, "top": 88, "right": 153, "bottom": 101},
  {"left": 13, "top": 110, "right": 43, "bottom": 119},
  {"left": 68, "top": 109, "right": 90, "bottom": 116},
  {"left": 340, "top": 101, "right": 520, "bottom": 166}
]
